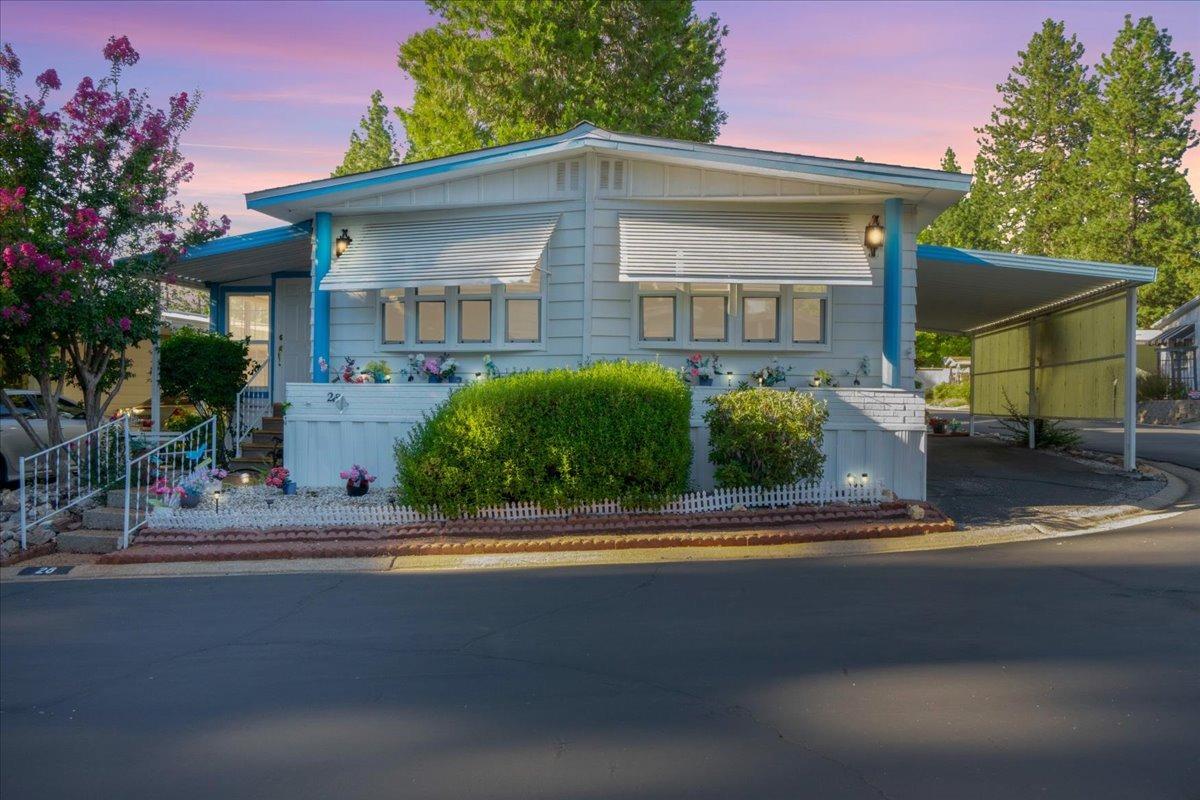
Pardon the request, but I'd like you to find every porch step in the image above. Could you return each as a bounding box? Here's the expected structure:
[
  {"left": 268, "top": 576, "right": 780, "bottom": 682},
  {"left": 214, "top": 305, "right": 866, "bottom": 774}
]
[
  {"left": 81, "top": 506, "right": 142, "bottom": 530},
  {"left": 249, "top": 429, "right": 284, "bottom": 446},
  {"left": 239, "top": 442, "right": 282, "bottom": 461},
  {"left": 259, "top": 416, "right": 283, "bottom": 434},
  {"left": 56, "top": 529, "right": 123, "bottom": 554},
  {"left": 228, "top": 457, "right": 271, "bottom": 475}
]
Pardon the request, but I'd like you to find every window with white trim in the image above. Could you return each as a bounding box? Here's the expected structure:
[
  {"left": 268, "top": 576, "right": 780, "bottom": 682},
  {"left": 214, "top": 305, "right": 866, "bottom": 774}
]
[
  {"left": 378, "top": 269, "right": 546, "bottom": 350},
  {"left": 635, "top": 282, "right": 829, "bottom": 349}
]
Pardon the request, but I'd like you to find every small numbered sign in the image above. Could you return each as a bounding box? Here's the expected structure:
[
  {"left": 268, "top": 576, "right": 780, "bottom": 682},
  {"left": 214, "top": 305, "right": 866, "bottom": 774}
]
[{"left": 18, "top": 565, "right": 74, "bottom": 576}]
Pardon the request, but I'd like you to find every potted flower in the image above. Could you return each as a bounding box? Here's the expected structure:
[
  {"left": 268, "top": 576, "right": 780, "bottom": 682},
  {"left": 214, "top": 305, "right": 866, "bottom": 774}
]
[
  {"left": 176, "top": 466, "right": 227, "bottom": 508},
  {"left": 682, "top": 353, "right": 721, "bottom": 386},
  {"left": 265, "top": 466, "right": 296, "bottom": 495},
  {"left": 752, "top": 358, "right": 792, "bottom": 387},
  {"left": 363, "top": 360, "right": 392, "bottom": 384},
  {"left": 149, "top": 477, "right": 185, "bottom": 507},
  {"left": 809, "top": 368, "right": 838, "bottom": 388},
  {"left": 927, "top": 415, "right": 949, "bottom": 435},
  {"left": 482, "top": 354, "right": 500, "bottom": 379},
  {"left": 410, "top": 353, "right": 460, "bottom": 383},
  {"left": 340, "top": 464, "right": 376, "bottom": 497}
]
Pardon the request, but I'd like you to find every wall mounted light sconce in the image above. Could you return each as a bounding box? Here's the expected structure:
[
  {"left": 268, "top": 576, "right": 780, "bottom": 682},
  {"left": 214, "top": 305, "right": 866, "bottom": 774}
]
[
  {"left": 335, "top": 229, "right": 353, "bottom": 258},
  {"left": 860, "top": 473, "right": 869, "bottom": 484},
  {"left": 864, "top": 215, "right": 884, "bottom": 257},
  {"left": 846, "top": 473, "right": 857, "bottom": 486}
]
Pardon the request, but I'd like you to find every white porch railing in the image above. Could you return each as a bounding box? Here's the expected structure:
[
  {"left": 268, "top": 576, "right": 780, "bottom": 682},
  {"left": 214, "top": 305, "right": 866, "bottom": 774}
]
[
  {"left": 122, "top": 416, "right": 218, "bottom": 548},
  {"left": 18, "top": 415, "right": 137, "bottom": 549},
  {"left": 233, "top": 362, "right": 270, "bottom": 457}
]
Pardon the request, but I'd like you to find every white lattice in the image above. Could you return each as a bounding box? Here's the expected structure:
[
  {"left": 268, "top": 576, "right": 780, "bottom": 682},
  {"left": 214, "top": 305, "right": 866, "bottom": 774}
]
[{"left": 145, "top": 481, "right": 887, "bottom": 532}]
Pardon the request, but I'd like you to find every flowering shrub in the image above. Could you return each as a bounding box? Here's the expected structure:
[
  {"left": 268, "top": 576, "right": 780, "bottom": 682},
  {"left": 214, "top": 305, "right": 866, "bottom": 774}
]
[
  {"left": 149, "top": 477, "right": 185, "bottom": 500},
  {"left": 340, "top": 465, "right": 376, "bottom": 486},
  {"left": 396, "top": 361, "right": 691, "bottom": 516},
  {"left": 0, "top": 36, "right": 230, "bottom": 444},
  {"left": 178, "top": 467, "right": 226, "bottom": 496},
  {"left": 751, "top": 358, "right": 792, "bottom": 387},
  {"left": 265, "top": 466, "right": 290, "bottom": 489},
  {"left": 704, "top": 388, "right": 828, "bottom": 488}
]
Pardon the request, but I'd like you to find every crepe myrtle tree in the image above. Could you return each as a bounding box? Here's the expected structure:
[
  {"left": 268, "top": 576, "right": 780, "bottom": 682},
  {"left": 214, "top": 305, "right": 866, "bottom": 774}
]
[{"left": 0, "top": 36, "right": 230, "bottom": 446}]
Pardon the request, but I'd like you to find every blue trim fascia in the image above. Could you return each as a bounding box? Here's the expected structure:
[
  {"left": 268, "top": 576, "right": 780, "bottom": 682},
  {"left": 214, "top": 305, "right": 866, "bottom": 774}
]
[
  {"left": 247, "top": 141, "right": 564, "bottom": 209},
  {"left": 180, "top": 221, "right": 312, "bottom": 261},
  {"left": 271, "top": 270, "right": 310, "bottom": 279},
  {"left": 916, "top": 244, "right": 1158, "bottom": 284},
  {"left": 311, "top": 213, "right": 332, "bottom": 383},
  {"left": 882, "top": 198, "right": 904, "bottom": 389}
]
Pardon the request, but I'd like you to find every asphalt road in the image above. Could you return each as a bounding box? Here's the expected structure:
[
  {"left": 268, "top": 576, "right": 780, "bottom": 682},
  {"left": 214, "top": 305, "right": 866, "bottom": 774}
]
[
  {"left": 940, "top": 412, "right": 1200, "bottom": 469},
  {"left": 3, "top": 511, "right": 1199, "bottom": 799}
]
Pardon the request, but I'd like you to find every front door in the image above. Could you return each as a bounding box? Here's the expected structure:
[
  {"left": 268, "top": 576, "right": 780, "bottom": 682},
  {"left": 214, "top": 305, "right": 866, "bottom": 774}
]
[{"left": 274, "top": 278, "right": 311, "bottom": 401}]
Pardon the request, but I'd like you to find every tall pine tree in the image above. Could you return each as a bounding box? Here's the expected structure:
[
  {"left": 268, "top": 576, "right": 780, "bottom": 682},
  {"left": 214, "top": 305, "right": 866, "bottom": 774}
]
[
  {"left": 1074, "top": 15, "right": 1200, "bottom": 325},
  {"left": 919, "top": 147, "right": 1004, "bottom": 250},
  {"left": 975, "top": 19, "right": 1096, "bottom": 256},
  {"left": 333, "top": 90, "right": 401, "bottom": 177}
]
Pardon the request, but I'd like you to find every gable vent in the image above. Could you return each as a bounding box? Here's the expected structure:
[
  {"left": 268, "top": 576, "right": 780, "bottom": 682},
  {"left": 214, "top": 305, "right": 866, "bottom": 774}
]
[
  {"left": 598, "top": 159, "right": 626, "bottom": 193},
  {"left": 555, "top": 159, "right": 582, "bottom": 192}
]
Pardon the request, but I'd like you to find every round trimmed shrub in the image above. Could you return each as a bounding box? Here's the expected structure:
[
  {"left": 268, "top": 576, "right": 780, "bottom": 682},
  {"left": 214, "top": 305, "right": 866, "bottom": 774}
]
[
  {"left": 703, "top": 388, "right": 828, "bottom": 488},
  {"left": 395, "top": 361, "right": 692, "bottom": 516}
]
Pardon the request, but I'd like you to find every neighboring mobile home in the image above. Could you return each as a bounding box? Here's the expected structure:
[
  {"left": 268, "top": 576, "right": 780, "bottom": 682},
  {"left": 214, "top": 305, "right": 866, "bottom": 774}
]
[{"left": 166, "top": 123, "right": 1156, "bottom": 497}]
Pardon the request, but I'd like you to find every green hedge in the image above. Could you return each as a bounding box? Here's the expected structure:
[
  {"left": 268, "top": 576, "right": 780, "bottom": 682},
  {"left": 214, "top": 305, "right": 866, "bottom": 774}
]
[
  {"left": 395, "top": 361, "right": 692, "bottom": 516},
  {"left": 703, "top": 388, "right": 828, "bottom": 488}
]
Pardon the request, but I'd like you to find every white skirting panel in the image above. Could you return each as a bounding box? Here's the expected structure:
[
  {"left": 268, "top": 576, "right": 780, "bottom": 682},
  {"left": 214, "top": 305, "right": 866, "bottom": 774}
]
[{"left": 284, "top": 383, "right": 927, "bottom": 499}]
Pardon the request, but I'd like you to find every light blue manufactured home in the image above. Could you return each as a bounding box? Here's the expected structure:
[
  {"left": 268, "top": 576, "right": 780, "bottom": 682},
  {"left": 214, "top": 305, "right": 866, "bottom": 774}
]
[{"left": 167, "top": 123, "right": 1155, "bottom": 498}]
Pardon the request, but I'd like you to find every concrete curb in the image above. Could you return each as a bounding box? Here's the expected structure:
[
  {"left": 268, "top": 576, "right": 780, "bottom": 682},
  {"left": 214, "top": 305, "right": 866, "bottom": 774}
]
[{"left": 4, "top": 462, "right": 1195, "bottom": 584}]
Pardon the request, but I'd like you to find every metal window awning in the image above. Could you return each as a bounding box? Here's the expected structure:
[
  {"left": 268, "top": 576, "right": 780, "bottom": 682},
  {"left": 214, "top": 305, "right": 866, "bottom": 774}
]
[
  {"left": 617, "top": 210, "right": 873, "bottom": 285},
  {"left": 1149, "top": 323, "right": 1195, "bottom": 346},
  {"left": 319, "top": 213, "right": 561, "bottom": 291}
]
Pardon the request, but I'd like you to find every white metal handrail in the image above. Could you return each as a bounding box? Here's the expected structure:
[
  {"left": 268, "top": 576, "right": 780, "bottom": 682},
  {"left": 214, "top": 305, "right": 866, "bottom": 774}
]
[
  {"left": 233, "top": 361, "right": 271, "bottom": 457},
  {"left": 122, "top": 416, "right": 218, "bottom": 548},
  {"left": 18, "top": 415, "right": 135, "bottom": 549}
]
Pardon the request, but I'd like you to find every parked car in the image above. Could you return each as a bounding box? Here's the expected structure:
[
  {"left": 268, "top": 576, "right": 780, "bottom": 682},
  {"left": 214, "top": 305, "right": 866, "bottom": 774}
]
[{"left": 1, "top": 390, "right": 90, "bottom": 486}]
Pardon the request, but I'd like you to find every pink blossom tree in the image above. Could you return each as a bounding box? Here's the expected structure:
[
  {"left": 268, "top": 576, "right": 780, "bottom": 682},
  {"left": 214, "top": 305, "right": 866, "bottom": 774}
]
[{"left": 0, "top": 36, "right": 230, "bottom": 444}]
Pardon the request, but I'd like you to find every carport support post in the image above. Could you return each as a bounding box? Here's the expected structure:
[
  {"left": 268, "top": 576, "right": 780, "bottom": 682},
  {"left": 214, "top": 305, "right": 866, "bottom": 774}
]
[
  {"left": 1124, "top": 287, "right": 1138, "bottom": 471},
  {"left": 312, "top": 212, "right": 332, "bottom": 383},
  {"left": 968, "top": 335, "right": 976, "bottom": 436},
  {"left": 1027, "top": 318, "right": 1037, "bottom": 449}
]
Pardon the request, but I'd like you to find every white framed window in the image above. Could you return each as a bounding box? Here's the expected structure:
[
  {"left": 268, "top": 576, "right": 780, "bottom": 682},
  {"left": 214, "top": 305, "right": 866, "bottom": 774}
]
[
  {"left": 377, "top": 269, "right": 546, "bottom": 351},
  {"left": 633, "top": 283, "right": 829, "bottom": 350}
]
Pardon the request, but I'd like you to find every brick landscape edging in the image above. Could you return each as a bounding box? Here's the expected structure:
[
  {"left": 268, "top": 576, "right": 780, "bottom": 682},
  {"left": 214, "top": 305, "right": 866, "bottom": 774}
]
[{"left": 97, "top": 502, "right": 955, "bottom": 565}]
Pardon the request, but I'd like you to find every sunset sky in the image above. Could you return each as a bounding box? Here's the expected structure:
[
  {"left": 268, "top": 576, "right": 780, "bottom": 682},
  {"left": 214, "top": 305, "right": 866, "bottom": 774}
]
[{"left": 2, "top": 0, "right": 1196, "bottom": 233}]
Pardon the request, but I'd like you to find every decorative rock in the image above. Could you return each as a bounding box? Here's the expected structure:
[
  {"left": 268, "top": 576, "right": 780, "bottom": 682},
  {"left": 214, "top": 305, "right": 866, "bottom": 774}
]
[
  {"left": 26, "top": 525, "right": 56, "bottom": 546},
  {"left": 907, "top": 504, "right": 925, "bottom": 521},
  {"left": 1, "top": 538, "right": 17, "bottom": 556}
]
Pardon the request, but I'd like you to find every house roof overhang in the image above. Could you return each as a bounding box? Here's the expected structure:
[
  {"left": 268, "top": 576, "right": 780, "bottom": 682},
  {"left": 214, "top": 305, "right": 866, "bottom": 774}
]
[
  {"left": 243, "top": 123, "right": 972, "bottom": 225},
  {"left": 916, "top": 245, "right": 1158, "bottom": 334},
  {"left": 165, "top": 221, "right": 312, "bottom": 286}
]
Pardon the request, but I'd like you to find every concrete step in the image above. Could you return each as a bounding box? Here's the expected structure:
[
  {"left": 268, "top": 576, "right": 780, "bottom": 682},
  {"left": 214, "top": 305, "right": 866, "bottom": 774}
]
[
  {"left": 239, "top": 444, "right": 280, "bottom": 461},
  {"left": 106, "top": 488, "right": 153, "bottom": 508},
  {"left": 81, "top": 506, "right": 141, "bottom": 530},
  {"left": 259, "top": 416, "right": 283, "bottom": 433},
  {"left": 57, "top": 529, "right": 122, "bottom": 554}
]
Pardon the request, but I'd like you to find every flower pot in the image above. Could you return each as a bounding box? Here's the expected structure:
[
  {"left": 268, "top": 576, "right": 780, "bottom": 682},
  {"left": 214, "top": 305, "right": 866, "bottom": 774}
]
[
  {"left": 448, "top": 375, "right": 462, "bottom": 383},
  {"left": 346, "top": 480, "right": 369, "bottom": 497},
  {"left": 697, "top": 376, "right": 713, "bottom": 386},
  {"left": 932, "top": 422, "right": 947, "bottom": 435},
  {"left": 179, "top": 491, "right": 201, "bottom": 509},
  {"left": 427, "top": 376, "right": 443, "bottom": 384},
  {"left": 283, "top": 480, "right": 297, "bottom": 495}
]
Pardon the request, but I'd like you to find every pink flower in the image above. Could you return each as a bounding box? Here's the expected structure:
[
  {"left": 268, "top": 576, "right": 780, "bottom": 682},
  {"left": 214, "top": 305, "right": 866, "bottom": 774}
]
[
  {"left": 690, "top": 367, "right": 700, "bottom": 377},
  {"left": 58, "top": 290, "right": 72, "bottom": 303},
  {"left": 35, "top": 68, "right": 61, "bottom": 91},
  {"left": 0, "top": 44, "right": 20, "bottom": 76},
  {"left": 102, "top": 35, "right": 139, "bottom": 67},
  {"left": 119, "top": 316, "right": 131, "bottom": 332}
]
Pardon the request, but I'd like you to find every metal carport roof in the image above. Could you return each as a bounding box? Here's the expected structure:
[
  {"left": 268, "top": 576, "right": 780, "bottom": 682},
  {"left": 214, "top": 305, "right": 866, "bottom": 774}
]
[{"left": 916, "top": 245, "right": 1157, "bottom": 334}]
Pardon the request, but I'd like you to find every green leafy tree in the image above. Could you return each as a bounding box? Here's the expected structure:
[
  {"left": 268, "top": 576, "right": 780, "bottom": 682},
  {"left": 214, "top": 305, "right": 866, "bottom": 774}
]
[
  {"left": 915, "top": 331, "right": 971, "bottom": 368},
  {"left": 975, "top": 19, "right": 1097, "bottom": 256},
  {"left": 919, "top": 147, "right": 1004, "bottom": 251},
  {"left": 332, "top": 89, "right": 401, "bottom": 177},
  {"left": 1072, "top": 15, "right": 1200, "bottom": 325},
  {"left": 158, "top": 327, "right": 252, "bottom": 462},
  {"left": 395, "top": 0, "right": 728, "bottom": 162}
]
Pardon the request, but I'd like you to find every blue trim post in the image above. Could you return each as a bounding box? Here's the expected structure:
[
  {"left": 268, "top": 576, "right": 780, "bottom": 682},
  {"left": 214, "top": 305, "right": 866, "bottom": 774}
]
[
  {"left": 882, "top": 198, "right": 904, "bottom": 388},
  {"left": 207, "top": 283, "right": 225, "bottom": 333},
  {"left": 312, "top": 212, "right": 332, "bottom": 382}
]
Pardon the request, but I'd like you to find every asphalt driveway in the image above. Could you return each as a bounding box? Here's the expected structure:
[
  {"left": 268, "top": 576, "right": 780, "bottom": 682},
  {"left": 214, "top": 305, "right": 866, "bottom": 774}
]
[
  {"left": 2, "top": 510, "right": 1198, "bottom": 800},
  {"left": 927, "top": 435, "right": 1166, "bottom": 528}
]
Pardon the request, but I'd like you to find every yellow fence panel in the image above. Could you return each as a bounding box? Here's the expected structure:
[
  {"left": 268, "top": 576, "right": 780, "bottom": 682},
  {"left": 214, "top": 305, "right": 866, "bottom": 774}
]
[{"left": 973, "top": 293, "right": 1128, "bottom": 420}]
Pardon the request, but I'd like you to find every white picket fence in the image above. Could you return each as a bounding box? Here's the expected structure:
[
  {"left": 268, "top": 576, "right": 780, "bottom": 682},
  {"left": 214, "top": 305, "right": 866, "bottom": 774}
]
[{"left": 145, "top": 480, "right": 887, "bottom": 532}]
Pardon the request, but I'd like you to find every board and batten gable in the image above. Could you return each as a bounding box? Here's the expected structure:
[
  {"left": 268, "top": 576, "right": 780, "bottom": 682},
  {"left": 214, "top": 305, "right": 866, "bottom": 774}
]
[{"left": 321, "top": 158, "right": 587, "bottom": 377}]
